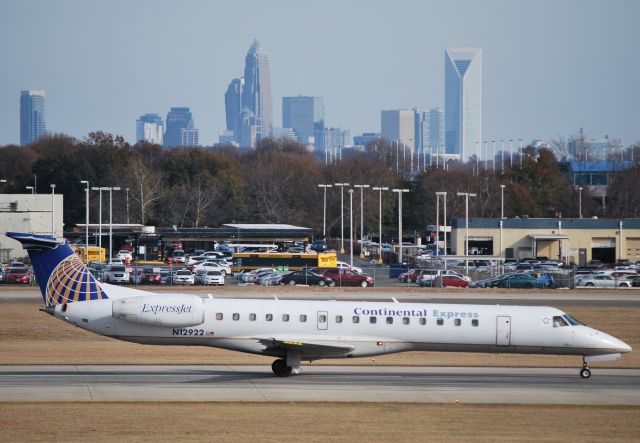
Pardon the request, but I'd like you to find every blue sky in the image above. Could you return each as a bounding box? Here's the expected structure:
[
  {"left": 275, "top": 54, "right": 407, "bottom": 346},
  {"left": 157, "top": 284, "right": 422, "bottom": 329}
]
[{"left": 1, "top": 0, "right": 638, "bottom": 146}]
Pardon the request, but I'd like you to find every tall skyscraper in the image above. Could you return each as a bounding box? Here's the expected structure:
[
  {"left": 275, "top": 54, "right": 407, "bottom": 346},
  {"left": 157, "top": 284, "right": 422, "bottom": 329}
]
[
  {"left": 20, "top": 90, "right": 46, "bottom": 145},
  {"left": 164, "top": 107, "right": 199, "bottom": 147},
  {"left": 224, "top": 77, "right": 243, "bottom": 139},
  {"left": 282, "top": 96, "right": 324, "bottom": 147},
  {"left": 444, "top": 48, "right": 482, "bottom": 161},
  {"left": 381, "top": 109, "right": 415, "bottom": 150},
  {"left": 238, "top": 107, "right": 260, "bottom": 148},
  {"left": 241, "top": 39, "right": 273, "bottom": 140},
  {"left": 136, "top": 113, "right": 164, "bottom": 145},
  {"left": 414, "top": 108, "right": 444, "bottom": 153}
]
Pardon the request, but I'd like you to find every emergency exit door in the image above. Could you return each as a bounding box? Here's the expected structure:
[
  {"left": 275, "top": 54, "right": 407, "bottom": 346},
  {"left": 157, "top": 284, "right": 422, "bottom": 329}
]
[{"left": 496, "top": 316, "right": 511, "bottom": 346}]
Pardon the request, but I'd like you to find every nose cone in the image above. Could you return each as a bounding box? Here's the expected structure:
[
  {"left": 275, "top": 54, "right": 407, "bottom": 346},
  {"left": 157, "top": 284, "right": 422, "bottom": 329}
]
[{"left": 600, "top": 333, "right": 632, "bottom": 354}]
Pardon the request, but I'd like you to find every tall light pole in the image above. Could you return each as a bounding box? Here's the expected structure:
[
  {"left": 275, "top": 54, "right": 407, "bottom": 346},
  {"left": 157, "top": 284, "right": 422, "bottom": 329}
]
[
  {"left": 334, "top": 183, "right": 350, "bottom": 253},
  {"left": 91, "top": 187, "right": 104, "bottom": 263},
  {"left": 457, "top": 192, "right": 477, "bottom": 273},
  {"left": 50, "top": 184, "right": 56, "bottom": 237},
  {"left": 107, "top": 186, "right": 121, "bottom": 261},
  {"left": 435, "top": 192, "right": 447, "bottom": 256},
  {"left": 125, "top": 187, "right": 130, "bottom": 224},
  {"left": 348, "top": 189, "right": 354, "bottom": 267},
  {"left": 372, "top": 186, "right": 388, "bottom": 264},
  {"left": 509, "top": 139, "right": 514, "bottom": 166},
  {"left": 500, "top": 139, "right": 505, "bottom": 173},
  {"left": 518, "top": 138, "right": 524, "bottom": 167},
  {"left": 80, "top": 180, "right": 89, "bottom": 262},
  {"left": 317, "top": 184, "right": 333, "bottom": 238},
  {"left": 474, "top": 141, "right": 479, "bottom": 176},
  {"left": 500, "top": 184, "right": 505, "bottom": 219},
  {"left": 392, "top": 189, "right": 409, "bottom": 263},
  {"left": 353, "top": 184, "right": 370, "bottom": 258},
  {"left": 491, "top": 140, "right": 496, "bottom": 172},
  {"left": 483, "top": 141, "right": 488, "bottom": 171},
  {"left": 578, "top": 186, "right": 583, "bottom": 218},
  {"left": 25, "top": 186, "right": 34, "bottom": 194}
]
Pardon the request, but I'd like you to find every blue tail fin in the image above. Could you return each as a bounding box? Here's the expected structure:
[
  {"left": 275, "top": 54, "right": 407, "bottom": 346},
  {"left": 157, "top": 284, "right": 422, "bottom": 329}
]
[{"left": 6, "top": 232, "right": 108, "bottom": 307}]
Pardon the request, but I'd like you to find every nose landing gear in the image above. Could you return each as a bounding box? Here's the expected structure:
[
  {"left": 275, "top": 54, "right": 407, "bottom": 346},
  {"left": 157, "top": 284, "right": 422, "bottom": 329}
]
[{"left": 580, "top": 359, "right": 591, "bottom": 379}]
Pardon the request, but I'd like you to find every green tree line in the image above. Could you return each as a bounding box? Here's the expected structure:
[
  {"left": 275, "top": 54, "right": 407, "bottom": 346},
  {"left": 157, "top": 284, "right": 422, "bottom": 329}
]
[{"left": 1, "top": 132, "right": 638, "bottom": 240}]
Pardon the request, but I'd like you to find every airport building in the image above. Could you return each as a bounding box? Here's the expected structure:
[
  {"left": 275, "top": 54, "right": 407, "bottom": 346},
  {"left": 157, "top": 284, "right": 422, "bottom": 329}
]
[
  {"left": 450, "top": 217, "right": 640, "bottom": 265},
  {"left": 0, "top": 193, "right": 63, "bottom": 261}
]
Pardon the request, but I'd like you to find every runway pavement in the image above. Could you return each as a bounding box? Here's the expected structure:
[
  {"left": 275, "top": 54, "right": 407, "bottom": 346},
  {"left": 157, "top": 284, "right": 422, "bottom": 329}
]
[{"left": 1, "top": 365, "right": 638, "bottom": 404}]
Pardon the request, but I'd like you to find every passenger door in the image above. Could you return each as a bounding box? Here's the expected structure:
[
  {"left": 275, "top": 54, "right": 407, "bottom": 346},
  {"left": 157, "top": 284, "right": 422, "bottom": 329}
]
[{"left": 496, "top": 316, "right": 511, "bottom": 346}]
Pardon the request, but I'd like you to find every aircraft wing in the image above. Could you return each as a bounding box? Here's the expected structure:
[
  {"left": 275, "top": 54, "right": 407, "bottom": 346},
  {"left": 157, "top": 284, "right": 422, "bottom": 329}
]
[{"left": 257, "top": 337, "right": 355, "bottom": 357}]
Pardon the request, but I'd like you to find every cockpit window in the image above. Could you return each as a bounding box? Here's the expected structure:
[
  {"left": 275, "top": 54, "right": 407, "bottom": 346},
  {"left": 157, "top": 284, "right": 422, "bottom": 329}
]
[
  {"left": 563, "top": 314, "right": 582, "bottom": 326},
  {"left": 553, "top": 316, "right": 568, "bottom": 327}
]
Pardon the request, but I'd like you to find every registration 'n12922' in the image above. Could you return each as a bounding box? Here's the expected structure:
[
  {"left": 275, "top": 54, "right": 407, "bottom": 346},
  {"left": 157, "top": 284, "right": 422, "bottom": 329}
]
[{"left": 172, "top": 328, "right": 204, "bottom": 336}]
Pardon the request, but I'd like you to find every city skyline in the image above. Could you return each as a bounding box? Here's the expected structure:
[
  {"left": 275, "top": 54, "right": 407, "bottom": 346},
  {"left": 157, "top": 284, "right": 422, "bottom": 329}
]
[{"left": 1, "top": 1, "right": 638, "bottom": 147}]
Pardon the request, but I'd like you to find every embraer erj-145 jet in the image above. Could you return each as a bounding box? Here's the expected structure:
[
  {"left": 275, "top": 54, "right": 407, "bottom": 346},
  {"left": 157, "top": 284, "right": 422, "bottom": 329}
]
[{"left": 8, "top": 232, "right": 631, "bottom": 378}]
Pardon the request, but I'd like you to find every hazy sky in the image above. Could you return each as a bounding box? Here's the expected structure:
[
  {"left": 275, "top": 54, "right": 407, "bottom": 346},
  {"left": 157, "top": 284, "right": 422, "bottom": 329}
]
[{"left": 1, "top": 0, "right": 638, "bottom": 146}]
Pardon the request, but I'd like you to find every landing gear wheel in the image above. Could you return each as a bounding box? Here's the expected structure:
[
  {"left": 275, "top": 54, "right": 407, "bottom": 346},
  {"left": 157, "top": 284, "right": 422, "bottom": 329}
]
[
  {"left": 272, "top": 358, "right": 292, "bottom": 377},
  {"left": 580, "top": 368, "right": 591, "bottom": 379}
]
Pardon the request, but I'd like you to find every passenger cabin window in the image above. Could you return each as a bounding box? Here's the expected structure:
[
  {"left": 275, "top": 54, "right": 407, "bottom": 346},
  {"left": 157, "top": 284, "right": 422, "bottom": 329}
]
[
  {"left": 266, "top": 314, "right": 273, "bottom": 322},
  {"left": 249, "top": 313, "right": 256, "bottom": 321},
  {"left": 553, "top": 316, "right": 568, "bottom": 327},
  {"left": 352, "top": 316, "right": 360, "bottom": 324},
  {"left": 386, "top": 317, "right": 393, "bottom": 325},
  {"left": 299, "top": 314, "right": 307, "bottom": 322},
  {"left": 437, "top": 318, "right": 444, "bottom": 326},
  {"left": 216, "top": 313, "right": 223, "bottom": 320},
  {"left": 282, "top": 314, "right": 290, "bottom": 322},
  {"left": 335, "top": 315, "right": 343, "bottom": 323},
  {"left": 319, "top": 314, "right": 327, "bottom": 323},
  {"left": 419, "top": 318, "right": 426, "bottom": 325},
  {"left": 403, "top": 317, "right": 410, "bottom": 325},
  {"left": 232, "top": 313, "right": 239, "bottom": 321},
  {"left": 370, "top": 316, "right": 377, "bottom": 324},
  {"left": 454, "top": 319, "right": 461, "bottom": 326},
  {"left": 472, "top": 319, "right": 479, "bottom": 327}
]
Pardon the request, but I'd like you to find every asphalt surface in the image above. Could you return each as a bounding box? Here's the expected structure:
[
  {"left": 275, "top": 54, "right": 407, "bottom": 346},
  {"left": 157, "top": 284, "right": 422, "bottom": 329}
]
[{"left": 1, "top": 365, "right": 638, "bottom": 404}]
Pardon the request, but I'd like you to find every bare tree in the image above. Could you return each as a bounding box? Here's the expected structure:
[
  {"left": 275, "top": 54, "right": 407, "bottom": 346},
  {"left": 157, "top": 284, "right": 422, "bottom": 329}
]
[{"left": 128, "top": 158, "right": 164, "bottom": 224}]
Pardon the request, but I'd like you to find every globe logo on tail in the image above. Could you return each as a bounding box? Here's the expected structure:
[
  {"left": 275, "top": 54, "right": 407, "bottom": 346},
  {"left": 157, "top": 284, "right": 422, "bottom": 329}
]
[{"left": 45, "top": 254, "right": 107, "bottom": 306}]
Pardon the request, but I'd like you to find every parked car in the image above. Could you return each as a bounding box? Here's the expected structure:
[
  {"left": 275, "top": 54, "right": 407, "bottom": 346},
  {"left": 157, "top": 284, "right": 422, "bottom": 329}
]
[
  {"left": 129, "top": 268, "right": 144, "bottom": 285},
  {"left": 116, "top": 250, "right": 133, "bottom": 262},
  {"left": 336, "top": 261, "right": 363, "bottom": 274},
  {"left": 317, "top": 268, "right": 374, "bottom": 287},
  {"left": 159, "top": 269, "right": 176, "bottom": 285},
  {"left": 576, "top": 274, "right": 631, "bottom": 288},
  {"left": 141, "top": 268, "right": 161, "bottom": 284},
  {"left": 203, "top": 270, "right": 225, "bottom": 286},
  {"left": 240, "top": 268, "right": 277, "bottom": 284},
  {"left": 281, "top": 270, "right": 335, "bottom": 287},
  {"left": 259, "top": 271, "right": 284, "bottom": 286},
  {"left": 490, "top": 273, "right": 541, "bottom": 289},
  {"left": 310, "top": 240, "right": 328, "bottom": 252},
  {"left": 193, "top": 261, "right": 228, "bottom": 276},
  {"left": 186, "top": 255, "right": 208, "bottom": 267},
  {"left": 172, "top": 270, "right": 194, "bottom": 285},
  {"left": 103, "top": 265, "right": 129, "bottom": 284},
  {"left": 171, "top": 249, "right": 186, "bottom": 263},
  {"left": 441, "top": 274, "right": 470, "bottom": 287},
  {"left": 4, "top": 267, "right": 31, "bottom": 284}
]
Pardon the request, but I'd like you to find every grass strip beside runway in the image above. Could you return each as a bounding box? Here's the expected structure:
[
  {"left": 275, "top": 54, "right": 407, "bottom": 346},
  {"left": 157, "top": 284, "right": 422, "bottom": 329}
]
[{"left": 1, "top": 402, "right": 639, "bottom": 442}]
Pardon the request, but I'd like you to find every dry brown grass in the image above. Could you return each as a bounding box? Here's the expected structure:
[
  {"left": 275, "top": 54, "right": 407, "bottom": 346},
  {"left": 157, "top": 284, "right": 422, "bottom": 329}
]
[
  {"left": 0, "top": 302, "right": 638, "bottom": 368},
  {"left": 1, "top": 402, "right": 639, "bottom": 442}
]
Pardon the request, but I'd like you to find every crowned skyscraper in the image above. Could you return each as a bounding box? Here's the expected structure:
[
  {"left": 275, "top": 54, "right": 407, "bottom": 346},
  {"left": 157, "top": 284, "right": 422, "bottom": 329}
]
[
  {"left": 444, "top": 48, "right": 482, "bottom": 161},
  {"left": 241, "top": 39, "right": 273, "bottom": 142}
]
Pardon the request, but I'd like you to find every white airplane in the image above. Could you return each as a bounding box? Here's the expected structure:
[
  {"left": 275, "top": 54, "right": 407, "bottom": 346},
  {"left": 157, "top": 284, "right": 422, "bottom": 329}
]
[{"left": 8, "top": 232, "right": 631, "bottom": 378}]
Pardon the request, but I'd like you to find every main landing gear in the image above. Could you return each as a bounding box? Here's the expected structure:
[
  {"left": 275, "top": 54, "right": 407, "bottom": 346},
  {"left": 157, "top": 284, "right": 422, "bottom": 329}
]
[
  {"left": 580, "top": 359, "right": 591, "bottom": 379},
  {"left": 271, "top": 354, "right": 301, "bottom": 377}
]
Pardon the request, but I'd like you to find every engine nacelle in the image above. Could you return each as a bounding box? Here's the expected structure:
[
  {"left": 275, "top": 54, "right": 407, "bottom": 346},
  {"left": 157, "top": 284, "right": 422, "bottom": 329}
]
[{"left": 112, "top": 294, "right": 205, "bottom": 327}]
